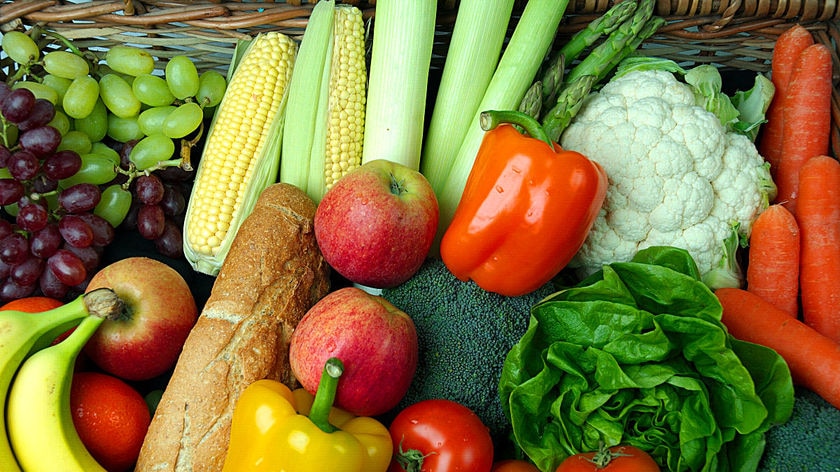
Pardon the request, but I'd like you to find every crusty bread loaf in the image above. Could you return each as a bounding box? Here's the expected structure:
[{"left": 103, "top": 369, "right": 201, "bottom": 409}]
[{"left": 135, "top": 183, "right": 331, "bottom": 472}]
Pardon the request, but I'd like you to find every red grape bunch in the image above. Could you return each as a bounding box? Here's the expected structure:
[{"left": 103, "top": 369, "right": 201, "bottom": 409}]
[{"left": 0, "top": 82, "right": 114, "bottom": 301}]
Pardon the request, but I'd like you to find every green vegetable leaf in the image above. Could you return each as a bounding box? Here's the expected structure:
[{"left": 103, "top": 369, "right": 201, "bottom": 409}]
[{"left": 499, "top": 246, "right": 794, "bottom": 472}]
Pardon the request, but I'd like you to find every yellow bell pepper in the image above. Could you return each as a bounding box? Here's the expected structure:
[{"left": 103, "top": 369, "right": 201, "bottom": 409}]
[{"left": 222, "top": 357, "right": 393, "bottom": 471}]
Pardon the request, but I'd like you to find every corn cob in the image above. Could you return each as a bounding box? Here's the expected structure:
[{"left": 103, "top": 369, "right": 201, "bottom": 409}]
[
  {"left": 279, "top": 0, "right": 367, "bottom": 203},
  {"left": 183, "top": 32, "right": 297, "bottom": 276}
]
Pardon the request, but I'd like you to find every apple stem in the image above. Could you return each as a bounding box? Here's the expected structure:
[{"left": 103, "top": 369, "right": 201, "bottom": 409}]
[
  {"left": 309, "top": 357, "right": 344, "bottom": 433},
  {"left": 83, "top": 288, "right": 126, "bottom": 322}
]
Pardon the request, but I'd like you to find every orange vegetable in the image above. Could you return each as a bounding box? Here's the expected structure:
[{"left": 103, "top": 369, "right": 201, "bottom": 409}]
[
  {"left": 440, "top": 111, "right": 608, "bottom": 296},
  {"left": 796, "top": 155, "right": 840, "bottom": 342},
  {"left": 774, "top": 43, "right": 833, "bottom": 214},
  {"left": 757, "top": 24, "right": 814, "bottom": 173},
  {"left": 716, "top": 287, "right": 840, "bottom": 410},
  {"left": 746, "top": 204, "right": 800, "bottom": 317}
]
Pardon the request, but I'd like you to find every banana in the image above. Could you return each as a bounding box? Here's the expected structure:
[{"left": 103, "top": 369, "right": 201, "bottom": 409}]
[
  {"left": 0, "top": 294, "right": 94, "bottom": 471},
  {"left": 4, "top": 288, "right": 123, "bottom": 472}
]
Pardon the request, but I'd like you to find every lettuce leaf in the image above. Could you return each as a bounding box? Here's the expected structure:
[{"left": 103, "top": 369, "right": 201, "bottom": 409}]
[{"left": 499, "top": 246, "right": 794, "bottom": 472}]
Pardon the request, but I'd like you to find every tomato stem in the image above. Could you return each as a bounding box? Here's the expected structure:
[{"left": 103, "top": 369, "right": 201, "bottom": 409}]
[
  {"left": 393, "top": 437, "right": 437, "bottom": 472},
  {"left": 589, "top": 442, "right": 632, "bottom": 468}
]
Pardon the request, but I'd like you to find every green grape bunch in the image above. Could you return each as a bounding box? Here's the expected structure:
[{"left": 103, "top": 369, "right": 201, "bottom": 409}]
[{"left": 0, "top": 27, "right": 226, "bottom": 303}]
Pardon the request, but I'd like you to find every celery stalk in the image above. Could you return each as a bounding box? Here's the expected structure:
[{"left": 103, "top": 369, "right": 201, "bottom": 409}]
[
  {"left": 421, "top": 0, "right": 516, "bottom": 197},
  {"left": 435, "top": 0, "right": 570, "bottom": 243},
  {"left": 361, "top": 0, "right": 437, "bottom": 171}
]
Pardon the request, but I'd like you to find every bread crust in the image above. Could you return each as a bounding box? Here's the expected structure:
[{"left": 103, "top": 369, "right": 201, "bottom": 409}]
[{"left": 135, "top": 183, "right": 331, "bottom": 471}]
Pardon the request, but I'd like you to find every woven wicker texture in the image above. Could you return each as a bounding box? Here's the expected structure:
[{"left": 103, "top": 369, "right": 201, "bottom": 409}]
[{"left": 1, "top": 0, "right": 838, "bottom": 154}]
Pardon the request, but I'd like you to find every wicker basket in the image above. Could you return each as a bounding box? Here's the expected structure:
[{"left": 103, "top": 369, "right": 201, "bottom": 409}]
[{"left": 1, "top": 0, "right": 838, "bottom": 154}]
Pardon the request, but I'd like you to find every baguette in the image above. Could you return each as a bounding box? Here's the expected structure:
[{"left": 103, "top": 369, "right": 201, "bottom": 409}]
[{"left": 135, "top": 183, "right": 331, "bottom": 472}]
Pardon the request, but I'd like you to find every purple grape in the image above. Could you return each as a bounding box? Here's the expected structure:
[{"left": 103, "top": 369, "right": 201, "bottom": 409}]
[
  {"left": 0, "top": 179, "right": 25, "bottom": 206},
  {"left": 0, "top": 145, "right": 11, "bottom": 167},
  {"left": 46, "top": 249, "right": 87, "bottom": 287},
  {"left": 42, "top": 150, "right": 83, "bottom": 181},
  {"left": 136, "top": 204, "right": 165, "bottom": 240},
  {"left": 134, "top": 174, "right": 165, "bottom": 205},
  {"left": 160, "top": 183, "right": 187, "bottom": 217},
  {"left": 17, "top": 99, "right": 56, "bottom": 131},
  {"left": 0, "top": 220, "right": 12, "bottom": 240},
  {"left": 0, "top": 261, "right": 10, "bottom": 280},
  {"left": 0, "top": 233, "right": 30, "bottom": 265},
  {"left": 18, "top": 125, "right": 62, "bottom": 156},
  {"left": 10, "top": 256, "right": 44, "bottom": 287},
  {"left": 76, "top": 213, "right": 114, "bottom": 247},
  {"left": 31, "top": 174, "right": 59, "bottom": 193},
  {"left": 154, "top": 220, "right": 183, "bottom": 259},
  {"left": 62, "top": 244, "right": 100, "bottom": 272},
  {"left": 119, "top": 139, "right": 138, "bottom": 170},
  {"left": 16, "top": 199, "right": 49, "bottom": 232},
  {"left": 30, "top": 223, "right": 62, "bottom": 259},
  {"left": 7, "top": 149, "right": 40, "bottom": 181},
  {"left": 0, "top": 278, "right": 35, "bottom": 302},
  {"left": 1, "top": 88, "right": 35, "bottom": 123},
  {"left": 58, "top": 214, "right": 94, "bottom": 248},
  {"left": 0, "top": 83, "right": 11, "bottom": 103},
  {"left": 39, "top": 265, "right": 69, "bottom": 299},
  {"left": 58, "top": 183, "right": 101, "bottom": 214}
]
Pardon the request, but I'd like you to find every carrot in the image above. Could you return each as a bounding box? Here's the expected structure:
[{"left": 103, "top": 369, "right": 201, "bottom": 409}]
[
  {"left": 716, "top": 287, "right": 840, "bottom": 410},
  {"left": 757, "top": 24, "right": 814, "bottom": 173},
  {"left": 774, "top": 43, "right": 833, "bottom": 214},
  {"left": 796, "top": 155, "right": 840, "bottom": 343},
  {"left": 746, "top": 204, "right": 800, "bottom": 318}
]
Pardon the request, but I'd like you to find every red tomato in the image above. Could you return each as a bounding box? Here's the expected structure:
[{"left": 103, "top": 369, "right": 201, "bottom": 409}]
[
  {"left": 388, "top": 399, "right": 494, "bottom": 472},
  {"left": 491, "top": 459, "right": 540, "bottom": 472},
  {"left": 555, "top": 445, "right": 660, "bottom": 472}
]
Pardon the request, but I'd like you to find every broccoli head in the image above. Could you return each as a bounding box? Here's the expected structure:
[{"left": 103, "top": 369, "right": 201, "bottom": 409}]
[
  {"left": 381, "top": 258, "right": 557, "bottom": 438},
  {"left": 758, "top": 387, "right": 840, "bottom": 471}
]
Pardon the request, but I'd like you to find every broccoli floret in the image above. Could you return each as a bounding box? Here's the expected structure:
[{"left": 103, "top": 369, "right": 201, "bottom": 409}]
[
  {"left": 381, "top": 258, "right": 557, "bottom": 438},
  {"left": 758, "top": 387, "right": 840, "bottom": 471}
]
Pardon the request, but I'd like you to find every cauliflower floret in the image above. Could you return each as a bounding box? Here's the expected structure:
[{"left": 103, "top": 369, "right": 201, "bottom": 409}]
[{"left": 561, "top": 69, "right": 774, "bottom": 288}]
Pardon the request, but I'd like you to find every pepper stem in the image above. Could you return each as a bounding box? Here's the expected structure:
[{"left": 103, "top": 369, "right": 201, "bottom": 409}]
[
  {"left": 308, "top": 357, "right": 344, "bottom": 434},
  {"left": 479, "top": 109, "right": 553, "bottom": 148}
]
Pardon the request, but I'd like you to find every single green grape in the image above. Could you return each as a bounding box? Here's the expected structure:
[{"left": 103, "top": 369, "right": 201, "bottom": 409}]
[
  {"left": 197, "top": 70, "right": 227, "bottom": 108},
  {"left": 99, "top": 73, "right": 141, "bottom": 118},
  {"left": 132, "top": 73, "right": 176, "bottom": 107},
  {"left": 129, "top": 134, "right": 175, "bottom": 170},
  {"left": 90, "top": 141, "right": 121, "bottom": 166},
  {"left": 163, "top": 102, "right": 203, "bottom": 139},
  {"left": 59, "top": 153, "right": 118, "bottom": 187},
  {"left": 63, "top": 75, "right": 100, "bottom": 119},
  {"left": 42, "top": 50, "right": 90, "bottom": 79},
  {"left": 138, "top": 106, "right": 175, "bottom": 136},
  {"left": 12, "top": 81, "right": 59, "bottom": 104},
  {"left": 105, "top": 45, "right": 156, "bottom": 76},
  {"left": 73, "top": 98, "right": 109, "bottom": 143},
  {"left": 165, "top": 56, "right": 200, "bottom": 100},
  {"left": 48, "top": 110, "right": 71, "bottom": 135},
  {"left": 94, "top": 184, "right": 133, "bottom": 228},
  {"left": 107, "top": 113, "right": 145, "bottom": 142},
  {"left": 57, "top": 130, "right": 93, "bottom": 156},
  {"left": 42, "top": 74, "right": 73, "bottom": 104},
  {"left": 1, "top": 31, "right": 39, "bottom": 65}
]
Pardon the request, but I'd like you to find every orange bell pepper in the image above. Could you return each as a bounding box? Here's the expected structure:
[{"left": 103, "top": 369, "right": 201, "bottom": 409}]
[{"left": 440, "top": 110, "right": 608, "bottom": 296}]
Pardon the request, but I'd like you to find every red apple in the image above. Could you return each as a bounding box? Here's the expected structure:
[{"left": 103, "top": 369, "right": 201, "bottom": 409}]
[
  {"left": 83, "top": 257, "right": 198, "bottom": 381},
  {"left": 314, "top": 159, "right": 438, "bottom": 288},
  {"left": 289, "top": 286, "right": 418, "bottom": 417}
]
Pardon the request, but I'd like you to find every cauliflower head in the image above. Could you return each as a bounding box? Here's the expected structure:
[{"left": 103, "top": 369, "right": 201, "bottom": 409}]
[{"left": 560, "top": 68, "right": 774, "bottom": 288}]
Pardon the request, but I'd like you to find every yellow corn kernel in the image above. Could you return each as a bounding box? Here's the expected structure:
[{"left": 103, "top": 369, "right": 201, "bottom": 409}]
[
  {"left": 183, "top": 32, "right": 297, "bottom": 276},
  {"left": 280, "top": 0, "right": 367, "bottom": 203},
  {"left": 323, "top": 5, "right": 367, "bottom": 190}
]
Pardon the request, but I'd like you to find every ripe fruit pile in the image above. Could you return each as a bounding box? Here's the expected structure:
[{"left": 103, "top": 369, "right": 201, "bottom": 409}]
[{"left": 0, "top": 30, "right": 225, "bottom": 303}]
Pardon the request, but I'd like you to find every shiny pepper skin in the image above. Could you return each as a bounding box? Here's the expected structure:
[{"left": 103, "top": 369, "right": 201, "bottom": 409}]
[{"left": 441, "top": 123, "right": 608, "bottom": 296}]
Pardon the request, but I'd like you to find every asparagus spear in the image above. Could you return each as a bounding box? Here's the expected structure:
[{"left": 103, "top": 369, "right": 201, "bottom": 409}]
[
  {"left": 563, "top": 0, "right": 657, "bottom": 86},
  {"left": 541, "top": 74, "right": 597, "bottom": 142}
]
